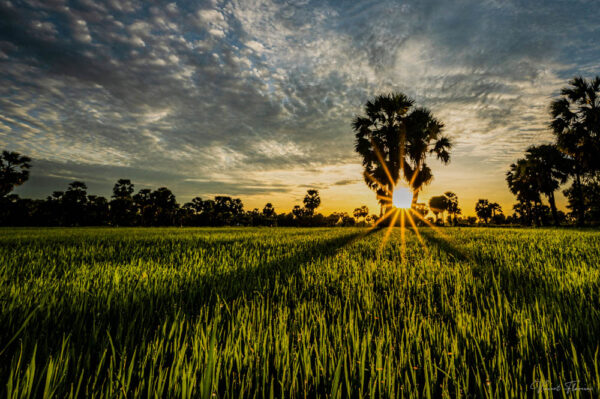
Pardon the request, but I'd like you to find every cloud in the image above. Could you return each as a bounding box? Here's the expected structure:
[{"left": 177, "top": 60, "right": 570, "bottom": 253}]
[
  {"left": 333, "top": 179, "right": 359, "bottom": 186},
  {"left": 1, "top": 0, "right": 599, "bottom": 210}
]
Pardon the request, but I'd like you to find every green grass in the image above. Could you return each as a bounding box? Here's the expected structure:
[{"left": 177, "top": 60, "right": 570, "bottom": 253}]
[{"left": 1, "top": 227, "right": 599, "bottom": 398}]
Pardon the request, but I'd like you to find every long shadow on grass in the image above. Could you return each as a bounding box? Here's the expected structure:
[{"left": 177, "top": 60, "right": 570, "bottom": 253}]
[
  {"left": 416, "top": 228, "right": 599, "bottom": 375},
  {"left": 417, "top": 228, "right": 596, "bottom": 309},
  {"left": 1, "top": 229, "right": 379, "bottom": 359}
]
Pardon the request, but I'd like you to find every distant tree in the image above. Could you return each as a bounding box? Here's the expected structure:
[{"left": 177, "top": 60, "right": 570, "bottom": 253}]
[
  {"left": 150, "top": 187, "right": 178, "bottom": 226},
  {"left": 366, "top": 214, "right": 379, "bottom": 225},
  {"left": 550, "top": 76, "right": 600, "bottom": 225},
  {"left": 443, "top": 191, "right": 461, "bottom": 225},
  {"left": 303, "top": 189, "right": 321, "bottom": 216},
  {"left": 188, "top": 197, "right": 205, "bottom": 213},
  {"left": 428, "top": 195, "right": 448, "bottom": 223},
  {"left": 213, "top": 196, "right": 243, "bottom": 225},
  {"left": 110, "top": 179, "right": 136, "bottom": 226},
  {"left": 490, "top": 203, "right": 505, "bottom": 225},
  {"left": 0, "top": 150, "right": 31, "bottom": 197},
  {"left": 182, "top": 197, "right": 205, "bottom": 225},
  {"left": 475, "top": 199, "right": 492, "bottom": 224},
  {"left": 133, "top": 189, "right": 153, "bottom": 226},
  {"left": 201, "top": 199, "right": 216, "bottom": 225},
  {"left": 292, "top": 205, "right": 305, "bottom": 219},
  {"left": 86, "top": 195, "right": 109, "bottom": 225},
  {"left": 489, "top": 202, "right": 502, "bottom": 218},
  {"left": 353, "top": 93, "right": 452, "bottom": 214},
  {"left": 412, "top": 203, "right": 428, "bottom": 217},
  {"left": 262, "top": 203, "right": 276, "bottom": 217},
  {"left": 353, "top": 205, "right": 369, "bottom": 224},
  {"left": 61, "top": 181, "right": 88, "bottom": 226}
]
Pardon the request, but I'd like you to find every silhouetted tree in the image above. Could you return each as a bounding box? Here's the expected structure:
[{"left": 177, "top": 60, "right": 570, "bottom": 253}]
[
  {"left": 261, "top": 203, "right": 276, "bottom": 226},
  {"left": 428, "top": 195, "right": 448, "bottom": 223},
  {"left": 366, "top": 214, "right": 379, "bottom": 225},
  {"left": 353, "top": 93, "right": 452, "bottom": 214},
  {"left": 212, "top": 196, "right": 243, "bottom": 226},
  {"left": 507, "top": 159, "right": 541, "bottom": 226},
  {"left": 62, "top": 181, "right": 88, "bottom": 226},
  {"left": 262, "top": 203, "right": 275, "bottom": 217},
  {"left": 489, "top": 202, "right": 502, "bottom": 218},
  {"left": 303, "top": 189, "right": 321, "bottom": 216},
  {"left": 86, "top": 195, "right": 109, "bottom": 225},
  {"left": 151, "top": 187, "right": 178, "bottom": 226},
  {"left": 353, "top": 205, "right": 369, "bottom": 225},
  {"left": 444, "top": 191, "right": 461, "bottom": 225},
  {"left": 550, "top": 76, "right": 600, "bottom": 226},
  {"left": 475, "top": 199, "right": 492, "bottom": 224},
  {"left": 292, "top": 205, "right": 305, "bottom": 219},
  {"left": 110, "top": 179, "right": 136, "bottom": 226},
  {"left": 0, "top": 150, "right": 31, "bottom": 198},
  {"left": 522, "top": 145, "right": 569, "bottom": 226},
  {"left": 133, "top": 189, "right": 153, "bottom": 226}
]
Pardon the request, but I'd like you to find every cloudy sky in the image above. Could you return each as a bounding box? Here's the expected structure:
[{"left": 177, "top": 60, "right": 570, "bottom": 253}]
[{"left": 1, "top": 0, "right": 599, "bottom": 215}]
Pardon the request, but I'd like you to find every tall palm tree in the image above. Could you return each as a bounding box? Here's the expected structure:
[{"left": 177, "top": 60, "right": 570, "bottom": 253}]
[
  {"left": 353, "top": 93, "right": 452, "bottom": 212},
  {"left": 506, "top": 159, "right": 542, "bottom": 226},
  {"left": 550, "top": 76, "right": 600, "bottom": 225},
  {"left": 525, "top": 145, "right": 569, "bottom": 226}
]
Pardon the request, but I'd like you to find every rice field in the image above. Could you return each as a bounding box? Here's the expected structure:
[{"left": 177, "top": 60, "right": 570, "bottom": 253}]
[{"left": 1, "top": 227, "right": 599, "bottom": 398}]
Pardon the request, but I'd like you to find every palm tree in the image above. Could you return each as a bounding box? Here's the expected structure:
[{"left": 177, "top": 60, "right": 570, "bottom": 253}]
[
  {"left": 303, "top": 189, "right": 321, "bottom": 216},
  {"left": 428, "top": 195, "right": 448, "bottom": 223},
  {"left": 443, "top": 191, "right": 461, "bottom": 225},
  {"left": 475, "top": 199, "right": 492, "bottom": 224},
  {"left": 353, "top": 93, "right": 452, "bottom": 213},
  {"left": 525, "top": 145, "right": 569, "bottom": 226},
  {"left": 550, "top": 76, "right": 600, "bottom": 225},
  {"left": 0, "top": 150, "right": 31, "bottom": 197},
  {"left": 506, "top": 159, "right": 542, "bottom": 226}
]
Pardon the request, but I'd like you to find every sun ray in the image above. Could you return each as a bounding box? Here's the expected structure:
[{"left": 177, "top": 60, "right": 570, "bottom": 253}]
[
  {"left": 380, "top": 209, "right": 401, "bottom": 250},
  {"left": 364, "top": 171, "right": 390, "bottom": 194},
  {"left": 371, "top": 139, "right": 395, "bottom": 189},
  {"left": 408, "top": 209, "right": 450, "bottom": 240},
  {"left": 405, "top": 210, "right": 429, "bottom": 254},
  {"left": 377, "top": 194, "right": 392, "bottom": 202},
  {"left": 400, "top": 209, "right": 406, "bottom": 261},
  {"left": 409, "top": 166, "right": 419, "bottom": 187},
  {"left": 367, "top": 207, "right": 397, "bottom": 231}
]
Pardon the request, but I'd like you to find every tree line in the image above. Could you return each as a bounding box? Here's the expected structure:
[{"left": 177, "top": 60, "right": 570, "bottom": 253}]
[{"left": 0, "top": 160, "right": 375, "bottom": 227}]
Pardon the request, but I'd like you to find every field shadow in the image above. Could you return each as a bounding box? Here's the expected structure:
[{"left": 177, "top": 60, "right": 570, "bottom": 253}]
[
  {"left": 197, "top": 229, "right": 377, "bottom": 304},
  {"left": 1, "top": 229, "right": 379, "bottom": 358},
  {"left": 416, "top": 228, "right": 599, "bottom": 358},
  {"left": 416, "top": 228, "right": 594, "bottom": 308}
]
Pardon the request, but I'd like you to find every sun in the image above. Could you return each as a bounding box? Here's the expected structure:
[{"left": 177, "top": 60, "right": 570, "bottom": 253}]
[{"left": 392, "top": 186, "right": 413, "bottom": 209}]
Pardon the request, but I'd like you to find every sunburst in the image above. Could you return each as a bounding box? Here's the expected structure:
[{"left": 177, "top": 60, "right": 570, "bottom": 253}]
[
  {"left": 362, "top": 141, "right": 454, "bottom": 257},
  {"left": 365, "top": 167, "right": 441, "bottom": 255}
]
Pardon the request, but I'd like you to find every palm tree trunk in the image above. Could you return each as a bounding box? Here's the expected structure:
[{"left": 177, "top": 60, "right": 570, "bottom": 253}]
[
  {"left": 575, "top": 172, "right": 585, "bottom": 227},
  {"left": 547, "top": 191, "right": 559, "bottom": 226}
]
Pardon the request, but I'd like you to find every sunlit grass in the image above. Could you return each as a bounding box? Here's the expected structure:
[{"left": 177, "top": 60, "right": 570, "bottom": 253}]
[{"left": 1, "top": 227, "right": 599, "bottom": 398}]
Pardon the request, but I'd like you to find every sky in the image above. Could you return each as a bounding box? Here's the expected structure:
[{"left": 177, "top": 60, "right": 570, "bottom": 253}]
[{"left": 1, "top": 0, "right": 599, "bottom": 216}]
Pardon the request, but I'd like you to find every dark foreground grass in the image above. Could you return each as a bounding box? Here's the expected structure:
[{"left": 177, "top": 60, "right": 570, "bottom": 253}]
[{"left": 1, "top": 227, "right": 599, "bottom": 398}]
